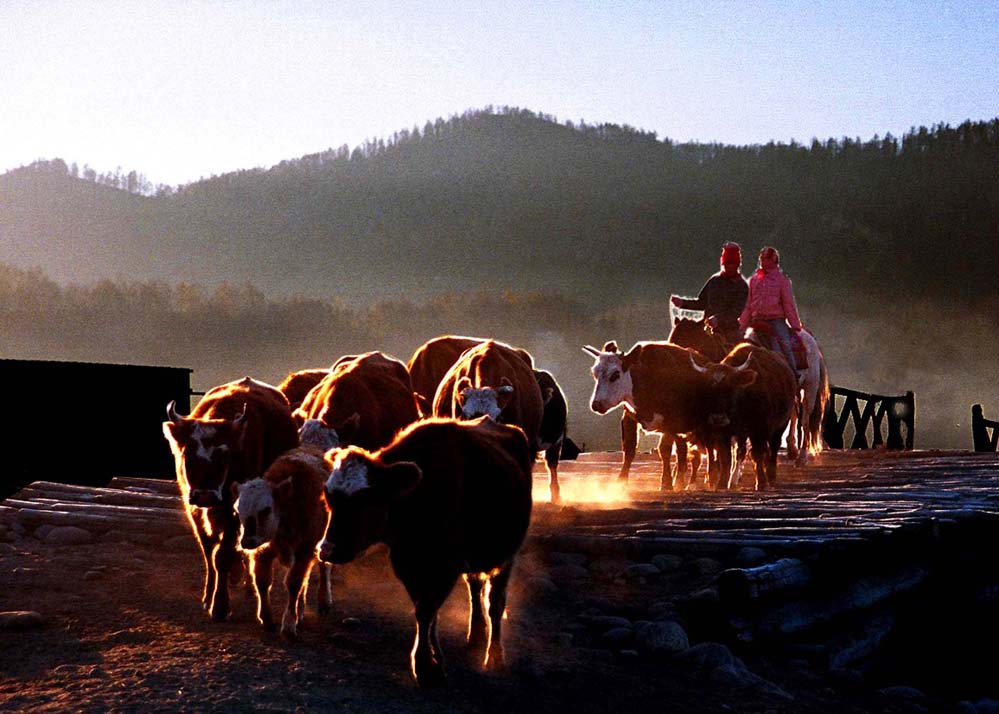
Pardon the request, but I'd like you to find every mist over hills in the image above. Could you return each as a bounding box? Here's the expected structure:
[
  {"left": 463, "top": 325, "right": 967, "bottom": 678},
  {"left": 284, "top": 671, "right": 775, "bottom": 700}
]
[{"left": 4, "top": 107, "right": 998, "bottom": 309}]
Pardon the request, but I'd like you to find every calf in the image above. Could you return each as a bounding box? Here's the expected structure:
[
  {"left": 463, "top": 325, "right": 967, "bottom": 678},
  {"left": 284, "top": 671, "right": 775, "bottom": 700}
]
[
  {"left": 295, "top": 351, "right": 420, "bottom": 450},
  {"left": 162, "top": 377, "right": 299, "bottom": 621},
  {"left": 318, "top": 417, "right": 533, "bottom": 688},
  {"left": 233, "top": 446, "right": 333, "bottom": 638}
]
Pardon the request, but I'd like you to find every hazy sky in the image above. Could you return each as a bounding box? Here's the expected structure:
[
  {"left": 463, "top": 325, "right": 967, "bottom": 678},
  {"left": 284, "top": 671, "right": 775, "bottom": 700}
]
[{"left": 3, "top": 0, "right": 997, "bottom": 187}]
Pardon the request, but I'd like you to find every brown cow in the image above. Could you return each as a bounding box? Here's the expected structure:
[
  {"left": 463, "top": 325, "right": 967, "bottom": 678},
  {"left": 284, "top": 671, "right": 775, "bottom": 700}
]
[
  {"left": 318, "top": 417, "right": 533, "bottom": 687},
  {"left": 162, "top": 377, "right": 299, "bottom": 621},
  {"left": 233, "top": 446, "right": 333, "bottom": 638},
  {"left": 690, "top": 343, "right": 797, "bottom": 490},
  {"left": 294, "top": 352, "right": 420, "bottom": 451},
  {"left": 584, "top": 341, "right": 714, "bottom": 491},
  {"left": 407, "top": 336, "right": 486, "bottom": 417},
  {"left": 432, "top": 340, "right": 543, "bottom": 449},
  {"left": 277, "top": 369, "right": 328, "bottom": 411}
]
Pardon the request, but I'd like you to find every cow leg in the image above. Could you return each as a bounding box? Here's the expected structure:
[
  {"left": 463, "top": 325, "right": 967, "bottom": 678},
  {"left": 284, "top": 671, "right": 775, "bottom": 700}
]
[
  {"left": 716, "top": 438, "right": 733, "bottom": 490},
  {"left": 208, "top": 521, "right": 239, "bottom": 622},
  {"left": 619, "top": 412, "right": 639, "bottom": 481},
  {"left": 249, "top": 547, "right": 277, "bottom": 630},
  {"left": 750, "top": 436, "right": 768, "bottom": 491},
  {"left": 464, "top": 574, "right": 488, "bottom": 653},
  {"left": 690, "top": 443, "right": 703, "bottom": 488},
  {"left": 410, "top": 576, "right": 457, "bottom": 688},
  {"left": 658, "top": 435, "right": 675, "bottom": 491},
  {"left": 768, "top": 430, "right": 783, "bottom": 487},
  {"left": 191, "top": 518, "right": 217, "bottom": 612},
  {"left": 731, "top": 439, "right": 748, "bottom": 489},
  {"left": 484, "top": 564, "right": 512, "bottom": 671},
  {"left": 317, "top": 562, "right": 333, "bottom": 616},
  {"left": 282, "top": 556, "right": 314, "bottom": 639},
  {"left": 545, "top": 440, "right": 562, "bottom": 504}
]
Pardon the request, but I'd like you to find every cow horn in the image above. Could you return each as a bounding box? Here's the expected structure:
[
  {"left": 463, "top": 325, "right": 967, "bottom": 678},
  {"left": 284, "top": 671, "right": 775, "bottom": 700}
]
[
  {"left": 688, "top": 353, "right": 708, "bottom": 374},
  {"left": 233, "top": 402, "right": 248, "bottom": 425},
  {"left": 582, "top": 345, "right": 601, "bottom": 357},
  {"left": 735, "top": 354, "right": 753, "bottom": 372},
  {"left": 166, "top": 400, "right": 183, "bottom": 423}
]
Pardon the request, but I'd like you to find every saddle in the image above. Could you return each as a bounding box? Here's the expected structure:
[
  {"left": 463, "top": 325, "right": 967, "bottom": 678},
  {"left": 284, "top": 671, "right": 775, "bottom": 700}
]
[{"left": 747, "top": 321, "right": 809, "bottom": 370}]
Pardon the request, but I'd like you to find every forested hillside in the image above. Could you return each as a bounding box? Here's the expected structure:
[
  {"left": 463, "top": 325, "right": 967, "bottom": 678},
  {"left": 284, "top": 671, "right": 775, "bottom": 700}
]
[
  {"left": 2, "top": 107, "right": 997, "bottom": 450},
  {"left": 3, "top": 107, "right": 997, "bottom": 308}
]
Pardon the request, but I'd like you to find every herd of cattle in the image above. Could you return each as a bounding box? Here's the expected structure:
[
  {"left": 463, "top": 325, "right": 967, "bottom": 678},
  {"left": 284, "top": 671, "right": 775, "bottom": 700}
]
[{"left": 161, "top": 329, "right": 827, "bottom": 686}]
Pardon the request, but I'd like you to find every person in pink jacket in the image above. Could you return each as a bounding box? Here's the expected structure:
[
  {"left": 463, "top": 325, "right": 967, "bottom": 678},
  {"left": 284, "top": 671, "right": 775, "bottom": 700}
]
[{"left": 738, "top": 246, "right": 802, "bottom": 372}]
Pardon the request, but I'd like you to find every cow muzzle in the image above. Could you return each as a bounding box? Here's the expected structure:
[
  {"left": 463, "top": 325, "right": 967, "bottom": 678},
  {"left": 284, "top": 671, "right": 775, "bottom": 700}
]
[{"left": 590, "top": 400, "right": 611, "bottom": 415}]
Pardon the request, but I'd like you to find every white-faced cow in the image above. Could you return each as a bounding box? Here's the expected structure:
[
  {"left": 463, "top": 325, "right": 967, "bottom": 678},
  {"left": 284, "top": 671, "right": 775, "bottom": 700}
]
[
  {"left": 584, "top": 341, "right": 714, "bottom": 491},
  {"left": 233, "top": 446, "right": 333, "bottom": 638},
  {"left": 295, "top": 352, "right": 420, "bottom": 451},
  {"left": 690, "top": 343, "right": 797, "bottom": 490},
  {"left": 318, "top": 417, "right": 533, "bottom": 688},
  {"left": 162, "top": 377, "right": 299, "bottom": 621}
]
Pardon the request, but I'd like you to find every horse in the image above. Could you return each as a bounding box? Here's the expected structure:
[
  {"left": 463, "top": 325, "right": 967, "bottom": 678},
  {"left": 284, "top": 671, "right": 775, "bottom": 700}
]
[{"left": 743, "top": 323, "right": 829, "bottom": 466}]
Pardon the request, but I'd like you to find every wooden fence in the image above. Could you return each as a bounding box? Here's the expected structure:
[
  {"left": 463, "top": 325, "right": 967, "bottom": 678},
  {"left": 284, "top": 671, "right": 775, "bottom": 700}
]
[
  {"left": 972, "top": 404, "right": 999, "bottom": 452},
  {"left": 822, "top": 386, "right": 915, "bottom": 450}
]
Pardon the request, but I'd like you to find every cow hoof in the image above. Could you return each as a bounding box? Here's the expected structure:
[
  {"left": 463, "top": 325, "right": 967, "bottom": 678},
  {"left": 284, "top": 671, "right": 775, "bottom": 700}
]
[
  {"left": 209, "top": 609, "right": 230, "bottom": 623},
  {"left": 280, "top": 626, "right": 300, "bottom": 641},
  {"left": 416, "top": 666, "right": 447, "bottom": 689}
]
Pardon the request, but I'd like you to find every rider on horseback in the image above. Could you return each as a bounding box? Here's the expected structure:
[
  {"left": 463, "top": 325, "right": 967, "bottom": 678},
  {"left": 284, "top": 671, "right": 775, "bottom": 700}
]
[
  {"left": 670, "top": 242, "right": 748, "bottom": 346},
  {"left": 739, "top": 246, "right": 803, "bottom": 375}
]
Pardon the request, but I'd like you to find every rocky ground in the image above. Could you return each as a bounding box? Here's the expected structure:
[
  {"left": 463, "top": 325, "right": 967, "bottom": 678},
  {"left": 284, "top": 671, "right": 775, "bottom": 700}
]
[{"left": 0, "top": 490, "right": 994, "bottom": 713}]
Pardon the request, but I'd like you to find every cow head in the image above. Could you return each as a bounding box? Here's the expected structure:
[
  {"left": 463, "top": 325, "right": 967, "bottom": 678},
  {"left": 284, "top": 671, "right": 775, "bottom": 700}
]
[
  {"left": 232, "top": 478, "right": 285, "bottom": 551},
  {"left": 688, "top": 353, "right": 757, "bottom": 427},
  {"left": 298, "top": 418, "right": 341, "bottom": 451},
  {"left": 318, "top": 448, "right": 421, "bottom": 565},
  {"left": 162, "top": 401, "right": 247, "bottom": 508},
  {"left": 455, "top": 376, "right": 514, "bottom": 421},
  {"left": 583, "top": 341, "right": 635, "bottom": 415}
]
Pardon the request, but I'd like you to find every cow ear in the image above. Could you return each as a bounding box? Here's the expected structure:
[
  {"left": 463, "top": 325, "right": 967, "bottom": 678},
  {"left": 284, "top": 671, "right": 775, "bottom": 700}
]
[
  {"left": 374, "top": 461, "right": 422, "bottom": 498},
  {"left": 602, "top": 341, "right": 619, "bottom": 353},
  {"left": 291, "top": 408, "right": 307, "bottom": 427},
  {"left": 456, "top": 376, "right": 473, "bottom": 392},
  {"left": 736, "top": 370, "right": 758, "bottom": 389},
  {"left": 542, "top": 387, "right": 554, "bottom": 405}
]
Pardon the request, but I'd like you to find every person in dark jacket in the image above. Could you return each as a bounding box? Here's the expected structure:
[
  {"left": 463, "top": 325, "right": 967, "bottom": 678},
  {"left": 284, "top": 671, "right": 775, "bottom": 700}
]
[{"left": 671, "top": 242, "right": 749, "bottom": 345}]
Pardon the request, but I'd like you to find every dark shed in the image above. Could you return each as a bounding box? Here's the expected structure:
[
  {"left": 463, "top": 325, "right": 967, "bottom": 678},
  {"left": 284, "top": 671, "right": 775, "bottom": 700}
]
[{"left": 0, "top": 359, "right": 193, "bottom": 498}]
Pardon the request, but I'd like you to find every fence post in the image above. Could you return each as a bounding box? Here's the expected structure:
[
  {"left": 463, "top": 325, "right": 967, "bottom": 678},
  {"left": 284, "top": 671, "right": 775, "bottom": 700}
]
[{"left": 972, "top": 404, "right": 992, "bottom": 452}]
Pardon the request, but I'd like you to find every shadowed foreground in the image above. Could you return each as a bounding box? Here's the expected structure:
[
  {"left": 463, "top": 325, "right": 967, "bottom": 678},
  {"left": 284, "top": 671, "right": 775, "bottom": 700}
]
[{"left": 3, "top": 450, "right": 999, "bottom": 713}]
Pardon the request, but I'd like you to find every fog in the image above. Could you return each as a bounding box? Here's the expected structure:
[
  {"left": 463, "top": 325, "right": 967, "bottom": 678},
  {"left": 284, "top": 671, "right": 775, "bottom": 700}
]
[{"left": 1, "top": 265, "right": 994, "bottom": 452}]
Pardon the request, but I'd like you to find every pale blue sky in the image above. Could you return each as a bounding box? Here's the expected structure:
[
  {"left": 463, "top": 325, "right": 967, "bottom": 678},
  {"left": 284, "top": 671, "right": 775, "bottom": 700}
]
[{"left": 2, "top": 0, "right": 996, "bottom": 187}]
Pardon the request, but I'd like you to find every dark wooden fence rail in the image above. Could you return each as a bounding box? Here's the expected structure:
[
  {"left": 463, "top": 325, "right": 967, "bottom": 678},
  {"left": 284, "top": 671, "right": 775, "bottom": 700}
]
[
  {"left": 972, "top": 404, "right": 999, "bottom": 452},
  {"left": 822, "top": 386, "right": 915, "bottom": 450}
]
